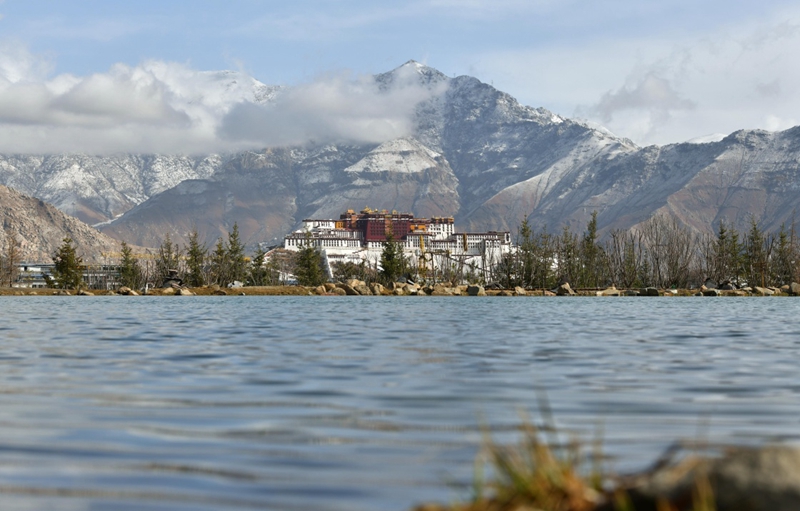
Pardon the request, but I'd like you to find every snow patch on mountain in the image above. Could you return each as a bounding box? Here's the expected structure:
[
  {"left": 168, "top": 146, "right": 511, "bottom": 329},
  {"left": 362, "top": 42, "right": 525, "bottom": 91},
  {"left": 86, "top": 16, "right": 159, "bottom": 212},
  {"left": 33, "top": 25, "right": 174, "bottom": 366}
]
[
  {"left": 344, "top": 138, "right": 442, "bottom": 174},
  {"left": 687, "top": 133, "right": 726, "bottom": 144}
]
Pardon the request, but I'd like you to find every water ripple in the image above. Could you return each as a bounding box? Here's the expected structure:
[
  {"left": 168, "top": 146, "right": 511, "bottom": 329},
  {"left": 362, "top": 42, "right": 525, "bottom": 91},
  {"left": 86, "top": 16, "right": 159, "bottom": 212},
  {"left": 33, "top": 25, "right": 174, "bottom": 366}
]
[{"left": 0, "top": 296, "right": 798, "bottom": 510}]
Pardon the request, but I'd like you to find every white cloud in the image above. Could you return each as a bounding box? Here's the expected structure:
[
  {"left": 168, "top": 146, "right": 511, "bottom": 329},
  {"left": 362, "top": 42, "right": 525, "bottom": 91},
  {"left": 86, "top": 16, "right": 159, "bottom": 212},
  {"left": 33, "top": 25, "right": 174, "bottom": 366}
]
[
  {"left": 0, "top": 45, "right": 441, "bottom": 154},
  {"left": 0, "top": 40, "right": 52, "bottom": 84},
  {"left": 219, "top": 67, "right": 445, "bottom": 147},
  {"left": 470, "top": 6, "right": 800, "bottom": 145},
  {"left": 583, "top": 72, "right": 696, "bottom": 124}
]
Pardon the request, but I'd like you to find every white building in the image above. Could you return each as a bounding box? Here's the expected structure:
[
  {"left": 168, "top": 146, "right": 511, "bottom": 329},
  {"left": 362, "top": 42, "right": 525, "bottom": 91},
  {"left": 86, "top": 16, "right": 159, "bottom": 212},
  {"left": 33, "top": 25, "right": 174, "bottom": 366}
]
[{"left": 281, "top": 209, "right": 512, "bottom": 280}]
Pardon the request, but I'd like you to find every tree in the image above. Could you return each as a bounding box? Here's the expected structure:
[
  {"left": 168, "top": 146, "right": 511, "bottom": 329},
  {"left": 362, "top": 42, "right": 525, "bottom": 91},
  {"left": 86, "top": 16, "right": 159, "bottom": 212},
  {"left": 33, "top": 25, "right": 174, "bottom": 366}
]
[
  {"left": 1, "top": 233, "right": 21, "bottom": 287},
  {"left": 155, "top": 233, "right": 182, "bottom": 285},
  {"left": 293, "top": 233, "right": 326, "bottom": 287},
  {"left": 517, "top": 218, "right": 536, "bottom": 288},
  {"left": 226, "top": 223, "right": 247, "bottom": 285},
  {"left": 248, "top": 245, "right": 271, "bottom": 286},
  {"left": 494, "top": 252, "right": 517, "bottom": 289},
  {"left": 209, "top": 237, "right": 229, "bottom": 286},
  {"left": 605, "top": 229, "right": 644, "bottom": 288},
  {"left": 185, "top": 227, "right": 207, "bottom": 287},
  {"left": 771, "top": 223, "right": 797, "bottom": 286},
  {"left": 118, "top": 241, "right": 142, "bottom": 289},
  {"left": 379, "top": 231, "right": 407, "bottom": 284},
  {"left": 331, "top": 260, "right": 375, "bottom": 283},
  {"left": 641, "top": 215, "right": 694, "bottom": 288},
  {"left": 555, "top": 225, "right": 580, "bottom": 285},
  {"left": 580, "top": 211, "right": 604, "bottom": 288},
  {"left": 705, "top": 220, "right": 742, "bottom": 285},
  {"left": 744, "top": 217, "right": 772, "bottom": 288},
  {"left": 49, "top": 237, "right": 83, "bottom": 289}
]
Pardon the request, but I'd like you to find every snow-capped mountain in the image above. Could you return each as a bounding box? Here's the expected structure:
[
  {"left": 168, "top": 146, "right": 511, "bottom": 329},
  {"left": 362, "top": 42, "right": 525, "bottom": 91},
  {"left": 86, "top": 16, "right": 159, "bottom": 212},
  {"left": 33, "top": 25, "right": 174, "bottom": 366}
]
[{"left": 1, "top": 61, "right": 799, "bottom": 252}]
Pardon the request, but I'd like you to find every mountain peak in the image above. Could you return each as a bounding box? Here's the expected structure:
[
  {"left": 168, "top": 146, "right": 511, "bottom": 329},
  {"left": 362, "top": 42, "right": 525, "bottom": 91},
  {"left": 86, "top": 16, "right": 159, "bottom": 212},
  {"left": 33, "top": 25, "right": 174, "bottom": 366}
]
[{"left": 376, "top": 60, "right": 449, "bottom": 90}]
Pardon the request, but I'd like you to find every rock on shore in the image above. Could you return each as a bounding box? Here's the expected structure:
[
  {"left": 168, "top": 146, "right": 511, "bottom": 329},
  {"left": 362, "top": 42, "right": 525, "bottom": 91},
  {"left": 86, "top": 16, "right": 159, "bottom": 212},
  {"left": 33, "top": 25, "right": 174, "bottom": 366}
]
[{"left": 627, "top": 445, "right": 800, "bottom": 511}]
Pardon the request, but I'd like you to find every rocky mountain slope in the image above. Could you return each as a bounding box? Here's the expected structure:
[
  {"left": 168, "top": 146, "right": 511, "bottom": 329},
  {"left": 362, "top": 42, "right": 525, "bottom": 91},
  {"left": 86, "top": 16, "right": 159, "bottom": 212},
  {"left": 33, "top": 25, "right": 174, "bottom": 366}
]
[
  {"left": 0, "top": 185, "right": 121, "bottom": 263},
  {"left": 1, "top": 61, "right": 798, "bottom": 250}
]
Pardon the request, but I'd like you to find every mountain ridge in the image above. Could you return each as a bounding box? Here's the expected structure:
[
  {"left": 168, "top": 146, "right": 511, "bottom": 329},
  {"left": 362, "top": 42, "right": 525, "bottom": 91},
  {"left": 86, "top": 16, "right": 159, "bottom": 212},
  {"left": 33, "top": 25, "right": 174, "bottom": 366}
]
[
  {"left": 0, "top": 62, "right": 797, "bottom": 251},
  {"left": 0, "top": 184, "right": 122, "bottom": 264}
]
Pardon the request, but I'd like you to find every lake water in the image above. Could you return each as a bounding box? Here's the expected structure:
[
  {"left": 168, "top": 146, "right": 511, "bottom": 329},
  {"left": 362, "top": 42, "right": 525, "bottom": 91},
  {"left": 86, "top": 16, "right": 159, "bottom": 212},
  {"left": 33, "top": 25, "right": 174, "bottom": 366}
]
[{"left": 0, "top": 296, "right": 799, "bottom": 510}]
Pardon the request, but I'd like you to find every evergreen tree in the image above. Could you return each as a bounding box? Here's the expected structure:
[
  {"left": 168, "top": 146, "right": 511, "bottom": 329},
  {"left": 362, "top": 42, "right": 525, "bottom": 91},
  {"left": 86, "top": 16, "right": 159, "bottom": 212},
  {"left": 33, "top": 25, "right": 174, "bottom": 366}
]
[
  {"left": 379, "top": 231, "right": 407, "bottom": 284},
  {"left": 556, "top": 225, "right": 580, "bottom": 285},
  {"left": 185, "top": 227, "right": 207, "bottom": 287},
  {"left": 49, "top": 237, "right": 83, "bottom": 289},
  {"left": 771, "top": 223, "right": 795, "bottom": 285},
  {"left": 293, "top": 233, "right": 326, "bottom": 287},
  {"left": 534, "top": 227, "right": 556, "bottom": 290},
  {"left": 118, "top": 241, "right": 142, "bottom": 289},
  {"left": 580, "top": 211, "right": 604, "bottom": 288},
  {"left": 226, "top": 223, "right": 247, "bottom": 284},
  {"left": 518, "top": 218, "right": 535, "bottom": 288},
  {"left": 727, "top": 225, "right": 744, "bottom": 286},
  {"left": 711, "top": 220, "right": 732, "bottom": 283},
  {"left": 209, "top": 237, "right": 229, "bottom": 286},
  {"left": 248, "top": 245, "right": 270, "bottom": 286},
  {"left": 744, "top": 217, "right": 770, "bottom": 288},
  {"left": 494, "top": 252, "right": 517, "bottom": 289}
]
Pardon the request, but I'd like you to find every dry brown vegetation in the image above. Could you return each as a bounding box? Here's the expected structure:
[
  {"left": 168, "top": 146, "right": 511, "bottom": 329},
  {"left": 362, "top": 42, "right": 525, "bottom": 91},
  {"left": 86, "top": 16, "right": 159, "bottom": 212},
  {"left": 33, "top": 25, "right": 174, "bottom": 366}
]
[{"left": 412, "top": 421, "right": 718, "bottom": 511}]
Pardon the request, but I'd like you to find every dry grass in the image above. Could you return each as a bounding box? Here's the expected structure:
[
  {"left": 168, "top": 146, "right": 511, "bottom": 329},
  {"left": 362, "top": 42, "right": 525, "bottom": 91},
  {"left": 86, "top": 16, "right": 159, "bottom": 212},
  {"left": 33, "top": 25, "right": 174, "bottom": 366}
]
[{"left": 412, "top": 419, "right": 716, "bottom": 511}]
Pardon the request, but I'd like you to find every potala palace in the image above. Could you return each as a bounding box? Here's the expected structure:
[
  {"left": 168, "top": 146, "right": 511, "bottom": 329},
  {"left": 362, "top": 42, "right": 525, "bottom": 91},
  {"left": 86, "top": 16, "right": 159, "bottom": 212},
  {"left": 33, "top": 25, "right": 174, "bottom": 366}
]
[{"left": 283, "top": 208, "right": 513, "bottom": 279}]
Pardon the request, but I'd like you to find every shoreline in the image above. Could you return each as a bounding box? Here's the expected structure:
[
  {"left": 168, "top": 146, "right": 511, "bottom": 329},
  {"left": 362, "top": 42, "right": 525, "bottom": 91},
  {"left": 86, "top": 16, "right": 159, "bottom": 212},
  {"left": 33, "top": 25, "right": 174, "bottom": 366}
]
[{"left": 0, "top": 282, "right": 796, "bottom": 297}]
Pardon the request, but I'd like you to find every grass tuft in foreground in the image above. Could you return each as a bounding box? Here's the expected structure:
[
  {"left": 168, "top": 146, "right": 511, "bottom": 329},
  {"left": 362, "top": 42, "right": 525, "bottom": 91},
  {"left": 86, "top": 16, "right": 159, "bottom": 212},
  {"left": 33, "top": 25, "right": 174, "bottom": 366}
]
[{"left": 412, "top": 420, "right": 716, "bottom": 511}]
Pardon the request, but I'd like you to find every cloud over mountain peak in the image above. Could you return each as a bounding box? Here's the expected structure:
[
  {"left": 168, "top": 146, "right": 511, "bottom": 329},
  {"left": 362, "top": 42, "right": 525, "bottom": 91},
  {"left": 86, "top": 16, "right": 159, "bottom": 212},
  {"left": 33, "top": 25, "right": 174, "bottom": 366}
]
[{"left": 0, "top": 45, "right": 447, "bottom": 154}]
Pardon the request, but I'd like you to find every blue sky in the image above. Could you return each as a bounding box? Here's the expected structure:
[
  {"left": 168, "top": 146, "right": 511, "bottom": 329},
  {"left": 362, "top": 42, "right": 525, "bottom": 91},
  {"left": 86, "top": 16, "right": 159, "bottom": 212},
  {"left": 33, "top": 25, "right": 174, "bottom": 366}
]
[{"left": 1, "top": 0, "right": 800, "bottom": 152}]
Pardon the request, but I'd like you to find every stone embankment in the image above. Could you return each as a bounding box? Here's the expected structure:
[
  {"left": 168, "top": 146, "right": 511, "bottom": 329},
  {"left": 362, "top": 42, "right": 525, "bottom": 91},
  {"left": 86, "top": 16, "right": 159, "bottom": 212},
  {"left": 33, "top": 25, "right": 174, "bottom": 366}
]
[
  {"left": 1, "top": 281, "right": 798, "bottom": 296},
  {"left": 304, "top": 280, "right": 800, "bottom": 297}
]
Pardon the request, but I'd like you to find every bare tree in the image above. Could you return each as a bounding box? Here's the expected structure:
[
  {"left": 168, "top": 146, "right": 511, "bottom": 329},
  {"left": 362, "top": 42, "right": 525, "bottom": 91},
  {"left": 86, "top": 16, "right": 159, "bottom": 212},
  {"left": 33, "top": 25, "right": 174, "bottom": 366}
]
[
  {"left": 640, "top": 215, "right": 695, "bottom": 288},
  {"left": 605, "top": 229, "right": 645, "bottom": 288},
  {"left": 1, "top": 233, "right": 21, "bottom": 287}
]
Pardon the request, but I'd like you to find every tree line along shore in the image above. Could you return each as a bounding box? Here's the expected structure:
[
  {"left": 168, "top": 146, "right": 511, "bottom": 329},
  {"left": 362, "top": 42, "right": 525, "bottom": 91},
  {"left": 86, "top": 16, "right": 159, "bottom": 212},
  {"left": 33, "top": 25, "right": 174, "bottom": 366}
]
[{"left": 1, "top": 213, "right": 799, "bottom": 295}]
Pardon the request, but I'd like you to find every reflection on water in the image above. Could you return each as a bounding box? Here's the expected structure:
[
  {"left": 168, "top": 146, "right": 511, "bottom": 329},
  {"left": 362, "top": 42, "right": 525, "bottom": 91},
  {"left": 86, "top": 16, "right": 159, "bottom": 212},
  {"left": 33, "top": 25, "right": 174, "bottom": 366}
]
[{"left": 0, "top": 296, "right": 799, "bottom": 510}]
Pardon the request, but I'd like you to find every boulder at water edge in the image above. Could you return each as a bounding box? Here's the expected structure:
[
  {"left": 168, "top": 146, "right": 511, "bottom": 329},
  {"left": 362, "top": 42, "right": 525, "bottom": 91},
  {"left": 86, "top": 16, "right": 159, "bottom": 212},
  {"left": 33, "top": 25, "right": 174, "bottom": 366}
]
[
  {"left": 597, "top": 286, "right": 621, "bottom": 296},
  {"left": 337, "top": 283, "right": 359, "bottom": 296},
  {"left": 467, "top": 285, "right": 486, "bottom": 296},
  {"left": 431, "top": 283, "right": 454, "bottom": 296},
  {"left": 791, "top": 282, "right": 800, "bottom": 296},
  {"left": 628, "top": 445, "right": 800, "bottom": 511},
  {"left": 556, "top": 283, "right": 576, "bottom": 296},
  {"left": 354, "top": 283, "right": 372, "bottom": 296}
]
